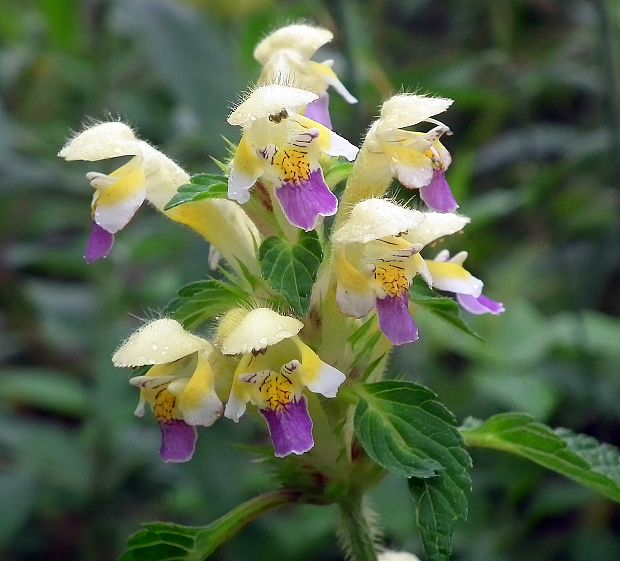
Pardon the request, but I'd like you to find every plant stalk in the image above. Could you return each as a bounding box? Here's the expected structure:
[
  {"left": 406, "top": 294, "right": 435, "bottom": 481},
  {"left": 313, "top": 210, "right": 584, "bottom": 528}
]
[{"left": 338, "top": 492, "right": 380, "bottom": 561}]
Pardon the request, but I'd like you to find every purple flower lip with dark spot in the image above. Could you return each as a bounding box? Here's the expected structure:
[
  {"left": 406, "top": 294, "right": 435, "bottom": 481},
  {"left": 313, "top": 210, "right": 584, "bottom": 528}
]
[
  {"left": 260, "top": 397, "right": 314, "bottom": 457},
  {"left": 375, "top": 293, "right": 419, "bottom": 345},
  {"left": 275, "top": 168, "right": 337, "bottom": 231}
]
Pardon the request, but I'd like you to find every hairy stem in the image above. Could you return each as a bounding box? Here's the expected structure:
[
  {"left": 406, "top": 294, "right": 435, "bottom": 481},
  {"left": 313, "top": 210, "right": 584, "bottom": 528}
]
[
  {"left": 338, "top": 493, "right": 380, "bottom": 561},
  {"left": 193, "top": 490, "right": 303, "bottom": 559}
]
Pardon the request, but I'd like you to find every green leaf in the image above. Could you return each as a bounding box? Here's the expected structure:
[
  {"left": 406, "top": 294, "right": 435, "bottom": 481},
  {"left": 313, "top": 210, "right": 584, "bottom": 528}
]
[
  {"left": 324, "top": 162, "right": 353, "bottom": 189},
  {"left": 258, "top": 230, "right": 323, "bottom": 316},
  {"left": 462, "top": 413, "right": 620, "bottom": 503},
  {"left": 164, "top": 174, "right": 228, "bottom": 210},
  {"left": 167, "top": 278, "right": 250, "bottom": 330},
  {"left": 120, "top": 491, "right": 301, "bottom": 561},
  {"left": 409, "top": 474, "right": 469, "bottom": 561},
  {"left": 354, "top": 381, "right": 470, "bottom": 479},
  {"left": 409, "top": 280, "right": 481, "bottom": 340},
  {"left": 0, "top": 369, "right": 87, "bottom": 417},
  {"left": 354, "top": 381, "right": 471, "bottom": 561}
]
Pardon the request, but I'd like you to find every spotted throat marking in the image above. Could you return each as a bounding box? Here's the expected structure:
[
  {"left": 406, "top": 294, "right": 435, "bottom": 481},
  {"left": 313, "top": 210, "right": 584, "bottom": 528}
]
[
  {"left": 243, "top": 366, "right": 297, "bottom": 412},
  {"left": 374, "top": 264, "right": 409, "bottom": 298},
  {"left": 154, "top": 389, "right": 177, "bottom": 423},
  {"left": 272, "top": 149, "right": 312, "bottom": 183},
  {"left": 424, "top": 148, "right": 444, "bottom": 171}
]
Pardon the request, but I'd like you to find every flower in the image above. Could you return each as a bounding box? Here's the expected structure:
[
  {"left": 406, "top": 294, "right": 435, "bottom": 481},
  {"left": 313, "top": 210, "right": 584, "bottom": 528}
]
[
  {"left": 332, "top": 199, "right": 469, "bottom": 345},
  {"left": 227, "top": 85, "right": 359, "bottom": 231},
  {"left": 59, "top": 121, "right": 260, "bottom": 273},
  {"left": 426, "top": 250, "right": 505, "bottom": 315},
  {"left": 112, "top": 319, "right": 224, "bottom": 463},
  {"left": 218, "top": 308, "right": 346, "bottom": 457},
  {"left": 255, "top": 23, "right": 357, "bottom": 128},
  {"left": 340, "top": 94, "right": 457, "bottom": 216}
]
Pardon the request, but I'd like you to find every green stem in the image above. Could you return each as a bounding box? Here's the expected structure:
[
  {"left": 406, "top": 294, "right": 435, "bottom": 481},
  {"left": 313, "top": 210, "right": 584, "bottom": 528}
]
[
  {"left": 193, "top": 490, "right": 303, "bottom": 559},
  {"left": 338, "top": 493, "right": 380, "bottom": 561}
]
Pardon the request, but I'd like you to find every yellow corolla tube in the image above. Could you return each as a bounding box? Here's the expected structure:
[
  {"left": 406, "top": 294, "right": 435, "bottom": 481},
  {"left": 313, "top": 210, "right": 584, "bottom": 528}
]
[
  {"left": 59, "top": 121, "right": 260, "bottom": 275},
  {"left": 335, "top": 93, "right": 456, "bottom": 229},
  {"left": 331, "top": 198, "right": 470, "bottom": 346},
  {"left": 227, "top": 85, "right": 358, "bottom": 231},
  {"left": 112, "top": 318, "right": 224, "bottom": 463},
  {"left": 218, "top": 307, "right": 346, "bottom": 458},
  {"left": 255, "top": 23, "right": 357, "bottom": 129}
]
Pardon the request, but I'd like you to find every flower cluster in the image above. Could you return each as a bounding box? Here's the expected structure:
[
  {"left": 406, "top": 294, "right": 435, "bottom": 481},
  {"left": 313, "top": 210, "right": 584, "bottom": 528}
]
[{"left": 60, "top": 23, "right": 503, "bottom": 462}]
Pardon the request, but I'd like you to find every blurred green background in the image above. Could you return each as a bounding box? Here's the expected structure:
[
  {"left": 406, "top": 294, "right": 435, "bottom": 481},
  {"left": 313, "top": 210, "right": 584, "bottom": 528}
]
[{"left": 1, "top": 0, "right": 619, "bottom": 560}]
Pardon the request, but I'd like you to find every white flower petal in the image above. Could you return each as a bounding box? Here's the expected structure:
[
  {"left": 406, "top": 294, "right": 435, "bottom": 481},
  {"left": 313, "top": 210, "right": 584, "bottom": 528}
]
[
  {"left": 179, "top": 389, "right": 223, "bottom": 427},
  {"left": 325, "top": 73, "right": 358, "bottom": 104},
  {"left": 434, "top": 249, "right": 451, "bottom": 262},
  {"left": 134, "top": 396, "right": 146, "bottom": 417},
  {"left": 228, "top": 85, "right": 318, "bottom": 127},
  {"left": 331, "top": 199, "right": 425, "bottom": 244},
  {"left": 449, "top": 250, "right": 469, "bottom": 265},
  {"left": 336, "top": 283, "right": 375, "bottom": 318},
  {"left": 223, "top": 389, "right": 247, "bottom": 422},
  {"left": 405, "top": 212, "right": 469, "bottom": 246},
  {"left": 59, "top": 121, "right": 140, "bottom": 161},
  {"left": 393, "top": 159, "right": 434, "bottom": 189},
  {"left": 414, "top": 253, "right": 433, "bottom": 287},
  {"left": 220, "top": 308, "right": 303, "bottom": 355},
  {"left": 228, "top": 157, "right": 259, "bottom": 204},
  {"left": 113, "top": 319, "right": 209, "bottom": 367},
  {"left": 254, "top": 24, "right": 333, "bottom": 64},
  {"left": 322, "top": 128, "right": 359, "bottom": 161},
  {"left": 129, "top": 375, "right": 177, "bottom": 388},
  {"left": 94, "top": 188, "right": 145, "bottom": 233},
  {"left": 426, "top": 260, "right": 483, "bottom": 297},
  {"left": 377, "top": 94, "right": 453, "bottom": 132},
  {"left": 304, "top": 362, "right": 346, "bottom": 398}
]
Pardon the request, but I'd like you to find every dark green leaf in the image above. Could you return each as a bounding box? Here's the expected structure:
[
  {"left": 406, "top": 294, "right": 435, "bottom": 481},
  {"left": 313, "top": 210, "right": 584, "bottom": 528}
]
[
  {"left": 258, "top": 230, "right": 323, "bottom": 316},
  {"left": 462, "top": 413, "right": 620, "bottom": 503},
  {"left": 409, "top": 280, "right": 481, "bottom": 340},
  {"left": 409, "top": 473, "right": 470, "bottom": 561},
  {"left": 167, "top": 278, "right": 250, "bottom": 330},
  {"left": 354, "top": 381, "right": 471, "bottom": 561},
  {"left": 164, "top": 175, "right": 228, "bottom": 210},
  {"left": 120, "top": 491, "right": 301, "bottom": 561}
]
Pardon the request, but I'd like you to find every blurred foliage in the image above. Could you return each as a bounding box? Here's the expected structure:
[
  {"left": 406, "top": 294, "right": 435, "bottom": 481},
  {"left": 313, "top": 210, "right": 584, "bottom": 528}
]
[{"left": 1, "top": 0, "right": 619, "bottom": 560}]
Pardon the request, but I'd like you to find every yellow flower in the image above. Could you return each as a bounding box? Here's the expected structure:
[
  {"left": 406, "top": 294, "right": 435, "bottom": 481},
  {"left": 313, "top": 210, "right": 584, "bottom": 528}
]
[
  {"left": 59, "top": 121, "right": 260, "bottom": 273},
  {"left": 218, "top": 308, "right": 345, "bottom": 457},
  {"left": 332, "top": 199, "right": 469, "bottom": 345},
  {"left": 227, "top": 85, "right": 358, "bottom": 230},
  {"left": 337, "top": 94, "right": 457, "bottom": 223},
  {"left": 255, "top": 24, "right": 357, "bottom": 128},
  {"left": 112, "top": 319, "right": 223, "bottom": 462}
]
